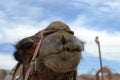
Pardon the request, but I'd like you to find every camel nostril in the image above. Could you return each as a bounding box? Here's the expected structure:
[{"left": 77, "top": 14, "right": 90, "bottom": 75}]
[
  {"left": 63, "top": 44, "right": 81, "bottom": 52},
  {"left": 62, "top": 35, "right": 66, "bottom": 45},
  {"left": 63, "top": 45, "right": 69, "bottom": 51}
]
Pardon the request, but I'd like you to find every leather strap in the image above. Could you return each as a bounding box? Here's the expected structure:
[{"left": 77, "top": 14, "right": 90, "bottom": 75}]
[
  {"left": 24, "top": 30, "right": 61, "bottom": 80},
  {"left": 25, "top": 35, "right": 44, "bottom": 80}
]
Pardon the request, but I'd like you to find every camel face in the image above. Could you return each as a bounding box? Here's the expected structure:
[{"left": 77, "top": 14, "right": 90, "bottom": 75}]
[
  {"left": 14, "top": 21, "right": 83, "bottom": 77},
  {"left": 36, "top": 21, "right": 83, "bottom": 72}
]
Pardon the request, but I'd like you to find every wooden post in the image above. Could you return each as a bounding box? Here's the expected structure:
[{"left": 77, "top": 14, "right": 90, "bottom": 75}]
[{"left": 95, "top": 36, "right": 104, "bottom": 80}]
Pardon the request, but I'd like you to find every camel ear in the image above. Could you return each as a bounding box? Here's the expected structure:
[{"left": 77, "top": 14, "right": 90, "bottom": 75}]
[
  {"left": 13, "top": 50, "right": 23, "bottom": 63},
  {"left": 17, "top": 38, "right": 34, "bottom": 49},
  {"left": 14, "top": 38, "right": 34, "bottom": 63}
]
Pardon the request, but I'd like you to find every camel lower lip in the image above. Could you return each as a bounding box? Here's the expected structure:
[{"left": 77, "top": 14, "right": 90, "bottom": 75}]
[{"left": 42, "top": 51, "right": 81, "bottom": 72}]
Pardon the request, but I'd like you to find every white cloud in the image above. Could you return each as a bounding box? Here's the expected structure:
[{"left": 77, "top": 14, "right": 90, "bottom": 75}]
[
  {"left": 69, "top": 15, "right": 120, "bottom": 62},
  {"left": 105, "top": 1, "right": 120, "bottom": 8},
  {"left": 0, "top": 34, "right": 2, "bottom": 40},
  {"left": 0, "top": 10, "right": 6, "bottom": 18},
  {"left": 0, "top": 0, "right": 47, "bottom": 26},
  {"left": 27, "top": 7, "right": 45, "bottom": 18},
  {"left": 1, "top": 15, "right": 120, "bottom": 62},
  {"left": 0, "top": 19, "right": 62, "bottom": 44},
  {"left": 0, "top": 0, "right": 20, "bottom": 13},
  {"left": 72, "top": 0, "right": 120, "bottom": 18},
  {"left": 0, "top": 53, "right": 17, "bottom": 70},
  {"left": 72, "top": 0, "right": 106, "bottom": 6},
  {"left": 36, "top": 0, "right": 70, "bottom": 5},
  {"left": 0, "top": 25, "right": 39, "bottom": 43},
  {"left": 73, "top": 0, "right": 120, "bottom": 7},
  {"left": 109, "top": 2, "right": 120, "bottom": 13},
  {"left": 0, "top": 20, "right": 120, "bottom": 72}
]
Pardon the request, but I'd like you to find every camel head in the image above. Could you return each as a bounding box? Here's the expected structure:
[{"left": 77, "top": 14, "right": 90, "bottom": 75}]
[{"left": 13, "top": 21, "right": 84, "bottom": 79}]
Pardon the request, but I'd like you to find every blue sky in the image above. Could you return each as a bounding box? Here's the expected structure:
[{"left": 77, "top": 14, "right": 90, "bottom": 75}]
[{"left": 0, "top": 0, "right": 120, "bottom": 75}]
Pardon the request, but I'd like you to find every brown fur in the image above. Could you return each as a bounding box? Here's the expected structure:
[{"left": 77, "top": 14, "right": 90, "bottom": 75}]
[
  {"left": 0, "top": 69, "right": 13, "bottom": 80},
  {"left": 13, "top": 21, "right": 84, "bottom": 80},
  {"left": 0, "top": 69, "right": 7, "bottom": 80}
]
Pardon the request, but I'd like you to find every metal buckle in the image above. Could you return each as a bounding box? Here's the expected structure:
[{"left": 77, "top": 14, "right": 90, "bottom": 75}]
[
  {"left": 30, "top": 60, "right": 37, "bottom": 74},
  {"left": 15, "top": 75, "right": 23, "bottom": 80}
]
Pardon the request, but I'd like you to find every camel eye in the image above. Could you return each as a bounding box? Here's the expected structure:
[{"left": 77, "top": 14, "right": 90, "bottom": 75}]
[
  {"left": 42, "top": 30, "right": 57, "bottom": 36},
  {"left": 66, "top": 30, "right": 74, "bottom": 35}
]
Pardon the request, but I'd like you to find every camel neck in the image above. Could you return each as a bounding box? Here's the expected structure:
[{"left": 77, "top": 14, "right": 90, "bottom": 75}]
[{"left": 28, "top": 68, "right": 76, "bottom": 80}]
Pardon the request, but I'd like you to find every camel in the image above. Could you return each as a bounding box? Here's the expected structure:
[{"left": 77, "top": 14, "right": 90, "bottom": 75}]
[
  {"left": 0, "top": 69, "right": 8, "bottom": 80},
  {"left": 0, "top": 69, "right": 13, "bottom": 80},
  {"left": 12, "top": 21, "right": 84, "bottom": 80}
]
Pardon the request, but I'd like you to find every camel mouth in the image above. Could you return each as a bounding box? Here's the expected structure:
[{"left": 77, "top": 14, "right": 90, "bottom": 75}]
[{"left": 42, "top": 50, "right": 81, "bottom": 72}]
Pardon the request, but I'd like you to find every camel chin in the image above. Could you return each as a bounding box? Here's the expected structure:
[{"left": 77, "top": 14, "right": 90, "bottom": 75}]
[{"left": 42, "top": 51, "right": 81, "bottom": 72}]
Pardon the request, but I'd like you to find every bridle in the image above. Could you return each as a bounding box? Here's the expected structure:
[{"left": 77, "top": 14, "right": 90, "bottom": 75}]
[
  {"left": 24, "top": 30, "right": 58, "bottom": 80},
  {"left": 24, "top": 36, "right": 43, "bottom": 80}
]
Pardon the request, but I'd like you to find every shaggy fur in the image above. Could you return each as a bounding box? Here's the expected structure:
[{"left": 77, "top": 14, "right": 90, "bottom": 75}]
[{"left": 13, "top": 21, "right": 84, "bottom": 80}]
